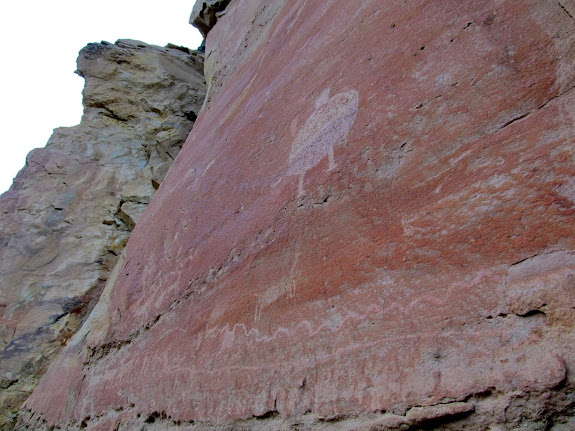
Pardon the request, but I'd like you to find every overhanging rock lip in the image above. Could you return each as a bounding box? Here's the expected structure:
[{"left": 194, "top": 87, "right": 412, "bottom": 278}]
[{"left": 190, "top": 0, "right": 234, "bottom": 38}]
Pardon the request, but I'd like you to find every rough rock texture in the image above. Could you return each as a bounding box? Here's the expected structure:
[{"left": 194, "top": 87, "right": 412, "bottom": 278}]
[
  {"left": 189, "top": 0, "right": 233, "bottom": 38},
  {"left": 0, "top": 40, "right": 205, "bottom": 429},
  {"left": 19, "top": 0, "right": 575, "bottom": 430}
]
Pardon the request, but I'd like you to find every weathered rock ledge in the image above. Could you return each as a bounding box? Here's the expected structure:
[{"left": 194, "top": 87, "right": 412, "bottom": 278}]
[
  {"left": 0, "top": 39, "right": 205, "bottom": 429},
  {"left": 189, "top": 0, "right": 233, "bottom": 38}
]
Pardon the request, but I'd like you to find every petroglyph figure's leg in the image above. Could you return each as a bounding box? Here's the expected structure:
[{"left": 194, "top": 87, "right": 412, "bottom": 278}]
[
  {"left": 327, "top": 145, "right": 337, "bottom": 171},
  {"left": 298, "top": 173, "right": 305, "bottom": 197},
  {"left": 289, "top": 250, "right": 299, "bottom": 304}
]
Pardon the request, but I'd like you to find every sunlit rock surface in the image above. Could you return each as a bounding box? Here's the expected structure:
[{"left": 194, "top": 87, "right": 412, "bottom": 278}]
[
  {"left": 0, "top": 40, "right": 205, "bottom": 429},
  {"left": 20, "top": 0, "right": 575, "bottom": 429}
]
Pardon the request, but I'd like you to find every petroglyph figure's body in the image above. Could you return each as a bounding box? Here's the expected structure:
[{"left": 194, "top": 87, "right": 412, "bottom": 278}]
[{"left": 288, "top": 89, "right": 359, "bottom": 195}]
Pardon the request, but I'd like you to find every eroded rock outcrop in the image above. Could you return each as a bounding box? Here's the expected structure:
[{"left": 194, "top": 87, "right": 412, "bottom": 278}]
[
  {"left": 189, "top": 0, "right": 232, "bottom": 38},
  {"left": 18, "top": 0, "right": 575, "bottom": 430},
  {"left": 0, "top": 40, "right": 205, "bottom": 429}
]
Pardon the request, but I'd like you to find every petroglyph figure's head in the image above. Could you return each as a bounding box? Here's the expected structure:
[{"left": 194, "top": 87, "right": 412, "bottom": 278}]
[{"left": 288, "top": 88, "right": 358, "bottom": 195}]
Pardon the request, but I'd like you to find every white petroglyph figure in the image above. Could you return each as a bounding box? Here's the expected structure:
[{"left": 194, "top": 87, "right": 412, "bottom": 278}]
[{"left": 288, "top": 88, "right": 359, "bottom": 196}]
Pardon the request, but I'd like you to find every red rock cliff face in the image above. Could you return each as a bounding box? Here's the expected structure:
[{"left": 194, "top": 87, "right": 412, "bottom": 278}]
[{"left": 20, "top": 1, "right": 575, "bottom": 429}]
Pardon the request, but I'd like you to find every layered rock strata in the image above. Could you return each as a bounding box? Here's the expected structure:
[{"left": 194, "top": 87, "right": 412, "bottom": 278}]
[
  {"left": 19, "top": 0, "right": 575, "bottom": 430},
  {"left": 0, "top": 40, "right": 205, "bottom": 429}
]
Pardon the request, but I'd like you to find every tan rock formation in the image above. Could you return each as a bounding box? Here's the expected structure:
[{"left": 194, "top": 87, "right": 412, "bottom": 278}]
[
  {"left": 0, "top": 40, "right": 205, "bottom": 429},
  {"left": 189, "top": 0, "right": 232, "bottom": 38},
  {"left": 16, "top": 0, "right": 575, "bottom": 430}
]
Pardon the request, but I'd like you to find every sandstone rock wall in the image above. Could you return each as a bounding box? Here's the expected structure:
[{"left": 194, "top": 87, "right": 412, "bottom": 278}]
[
  {"left": 18, "top": 0, "right": 575, "bottom": 430},
  {"left": 0, "top": 40, "right": 205, "bottom": 429}
]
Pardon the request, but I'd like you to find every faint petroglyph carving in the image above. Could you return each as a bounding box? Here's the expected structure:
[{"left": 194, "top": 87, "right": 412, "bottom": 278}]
[
  {"left": 254, "top": 251, "right": 299, "bottom": 323},
  {"left": 288, "top": 88, "right": 359, "bottom": 195},
  {"left": 254, "top": 278, "right": 296, "bottom": 322}
]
